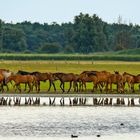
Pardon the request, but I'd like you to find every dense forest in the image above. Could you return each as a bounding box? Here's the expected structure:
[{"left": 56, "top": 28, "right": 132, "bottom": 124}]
[{"left": 0, "top": 13, "right": 140, "bottom": 54}]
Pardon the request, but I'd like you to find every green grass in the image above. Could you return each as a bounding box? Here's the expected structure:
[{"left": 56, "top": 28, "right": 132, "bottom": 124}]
[
  {"left": 0, "top": 52, "right": 140, "bottom": 61},
  {"left": 1, "top": 60, "right": 140, "bottom": 93}
]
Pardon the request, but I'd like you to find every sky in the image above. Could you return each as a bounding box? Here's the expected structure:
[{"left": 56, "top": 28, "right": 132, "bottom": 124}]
[{"left": 0, "top": 0, "right": 139, "bottom": 24}]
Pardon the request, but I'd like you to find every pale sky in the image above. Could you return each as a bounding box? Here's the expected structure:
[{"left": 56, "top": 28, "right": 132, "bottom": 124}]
[{"left": 0, "top": 0, "right": 139, "bottom": 24}]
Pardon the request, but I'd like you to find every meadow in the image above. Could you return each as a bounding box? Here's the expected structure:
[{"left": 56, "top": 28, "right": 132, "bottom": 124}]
[
  {"left": 0, "top": 51, "right": 140, "bottom": 61},
  {"left": 1, "top": 60, "right": 140, "bottom": 93}
]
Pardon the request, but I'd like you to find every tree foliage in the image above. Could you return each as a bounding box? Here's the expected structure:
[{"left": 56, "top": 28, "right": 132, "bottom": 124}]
[{"left": 0, "top": 13, "right": 140, "bottom": 53}]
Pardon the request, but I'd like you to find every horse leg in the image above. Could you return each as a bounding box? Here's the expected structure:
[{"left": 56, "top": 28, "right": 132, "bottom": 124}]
[
  {"left": 98, "top": 83, "right": 103, "bottom": 92},
  {"left": 27, "top": 83, "right": 31, "bottom": 93},
  {"left": 52, "top": 82, "right": 56, "bottom": 92},
  {"left": 128, "top": 82, "right": 132, "bottom": 92},
  {"left": 6, "top": 85, "right": 9, "bottom": 92},
  {"left": 60, "top": 82, "right": 63, "bottom": 92},
  {"left": 24, "top": 83, "right": 26, "bottom": 91},
  {"left": 17, "top": 84, "right": 21, "bottom": 93},
  {"left": 131, "top": 84, "right": 135, "bottom": 92},
  {"left": 79, "top": 82, "right": 83, "bottom": 91},
  {"left": 67, "top": 81, "right": 72, "bottom": 93},
  {"left": 76, "top": 82, "right": 78, "bottom": 92},
  {"left": 110, "top": 83, "right": 113, "bottom": 92},
  {"left": 37, "top": 81, "right": 40, "bottom": 93},
  {"left": 0, "top": 83, "right": 4, "bottom": 92},
  {"left": 84, "top": 82, "right": 86, "bottom": 91},
  {"left": 62, "top": 82, "right": 65, "bottom": 92},
  {"left": 48, "top": 81, "right": 52, "bottom": 92}
]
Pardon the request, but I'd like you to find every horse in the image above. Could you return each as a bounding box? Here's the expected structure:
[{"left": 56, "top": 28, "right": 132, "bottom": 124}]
[
  {"left": 0, "top": 73, "right": 5, "bottom": 92},
  {"left": 54, "top": 72, "right": 78, "bottom": 93},
  {"left": 122, "top": 72, "right": 140, "bottom": 92},
  {"left": 17, "top": 70, "right": 39, "bottom": 91},
  {"left": 86, "top": 71, "right": 111, "bottom": 92},
  {"left": 106, "top": 71, "right": 124, "bottom": 93},
  {"left": 5, "top": 74, "right": 36, "bottom": 93},
  {"left": 0, "top": 69, "right": 13, "bottom": 91},
  {"left": 78, "top": 71, "right": 99, "bottom": 92},
  {"left": 122, "top": 72, "right": 134, "bottom": 92},
  {"left": 30, "top": 72, "right": 58, "bottom": 92},
  {"left": 131, "top": 74, "right": 140, "bottom": 92}
]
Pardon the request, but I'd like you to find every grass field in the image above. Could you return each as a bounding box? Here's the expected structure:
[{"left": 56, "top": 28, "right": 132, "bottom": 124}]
[
  {"left": 0, "top": 52, "right": 140, "bottom": 61},
  {"left": 1, "top": 60, "right": 140, "bottom": 93}
]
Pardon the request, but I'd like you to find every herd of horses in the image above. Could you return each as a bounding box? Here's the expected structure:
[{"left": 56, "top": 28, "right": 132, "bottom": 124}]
[{"left": 0, "top": 68, "right": 140, "bottom": 93}]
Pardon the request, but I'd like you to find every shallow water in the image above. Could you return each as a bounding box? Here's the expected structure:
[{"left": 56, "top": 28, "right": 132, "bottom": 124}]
[{"left": 0, "top": 106, "right": 140, "bottom": 140}]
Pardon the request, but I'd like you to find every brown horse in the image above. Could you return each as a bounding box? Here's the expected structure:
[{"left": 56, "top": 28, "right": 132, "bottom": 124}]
[
  {"left": 78, "top": 72, "right": 95, "bottom": 91},
  {"left": 86, "top": 71, "right": 111, "bottom": 92},
  {"left": 54, "top": 72, "right": 78, "bottom": 93},
  {"left": 0, "top": 73, "right": 5, "bottom": 92},
  {"left": 131, "top": 73, "right": 140, "bottom": 92},
  {"left": 122, "top": 72, "right": 140, "bottom": 92},
  {"left": 31, "top": 72, "right": 58, "bottom": 92},
  {"left": 122, "top": 72, "right": 134, "bottom": 91},
  {"left": 106, "top": 71, "right": 124, "bottom": 93},
  {"left": 5, "top": 74, "right": 36, "bottom": 93}
]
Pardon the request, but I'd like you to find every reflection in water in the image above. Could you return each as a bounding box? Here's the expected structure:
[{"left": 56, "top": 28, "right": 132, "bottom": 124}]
[{"left": 0, "top": 106, "right": 140, "bottom": 139}]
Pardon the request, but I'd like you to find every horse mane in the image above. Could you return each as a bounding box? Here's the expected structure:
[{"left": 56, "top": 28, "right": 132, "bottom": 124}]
[
  {"left": 17, "top": 70, "right": 31, "bottom": 75},
  {"left": 86, "top": 71, "right": 97, "bottom": 76},
  {"left": 123, "top": 72, "right": 135, "bottom": 77},
  {"left": 114, "top": 71, "right": 119, "bottom": 74},
  {"left": 30, "top": 71, "right": 41, "bottom": 75},
  {"left": 81, "top": 71, "right": 97, "bottom": 74}
]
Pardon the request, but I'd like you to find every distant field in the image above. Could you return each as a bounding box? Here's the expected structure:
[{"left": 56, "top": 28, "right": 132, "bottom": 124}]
[
  {"left": 1, "top": 60, "right": 140, "bottom": 92},
  {"left": 0, "top": 52, "right": 140, "bottom": 61}
]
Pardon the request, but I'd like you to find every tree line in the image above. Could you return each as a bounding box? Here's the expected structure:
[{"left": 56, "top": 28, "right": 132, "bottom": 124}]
[{"left": 0, "top": 13, "right": 140, "bottom": 54}]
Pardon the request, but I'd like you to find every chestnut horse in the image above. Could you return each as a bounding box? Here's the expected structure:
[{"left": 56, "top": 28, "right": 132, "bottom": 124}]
[
  {"left": 86, "top": 71, "right": 111, "bottom": 92},
  {"left": 5, "top": 74, "right": 36, "bottom": 93},
  {"left": 78, "top": 72, "right": 97, "bottom": 91},
  {"left": 122, "top": 72, "right": 140, "bottom": 92},
  {"left": 122, "top": 72, "right": 134, "bottom": 91},
  {"left": 106, "top": 71, "right": 124, "bottom": 93},
  {"left": 17, "top": 71, "right": 58, "bottom": 92}
]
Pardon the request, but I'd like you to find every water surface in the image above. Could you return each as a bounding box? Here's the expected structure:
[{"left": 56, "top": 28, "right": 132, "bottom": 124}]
[{"left": 0, "top": 106, "right": 140, "bottom": 140}]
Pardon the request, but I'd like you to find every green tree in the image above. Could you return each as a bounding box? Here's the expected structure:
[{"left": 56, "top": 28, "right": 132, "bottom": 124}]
[
  {"left": 40, "top": 43, "right": 61, "bottom": 53},
  {"left": 3, "top": 27, "right": 27, "bottom": 52}
]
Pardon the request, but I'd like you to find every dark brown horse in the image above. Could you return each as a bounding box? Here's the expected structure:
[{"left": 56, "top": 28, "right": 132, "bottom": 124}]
[
  {"left": 54, "top": 72, "right": 78, "bottom": 93},
  {"left": 31, "top": 72, "right": 58, "bottom": 92}
]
